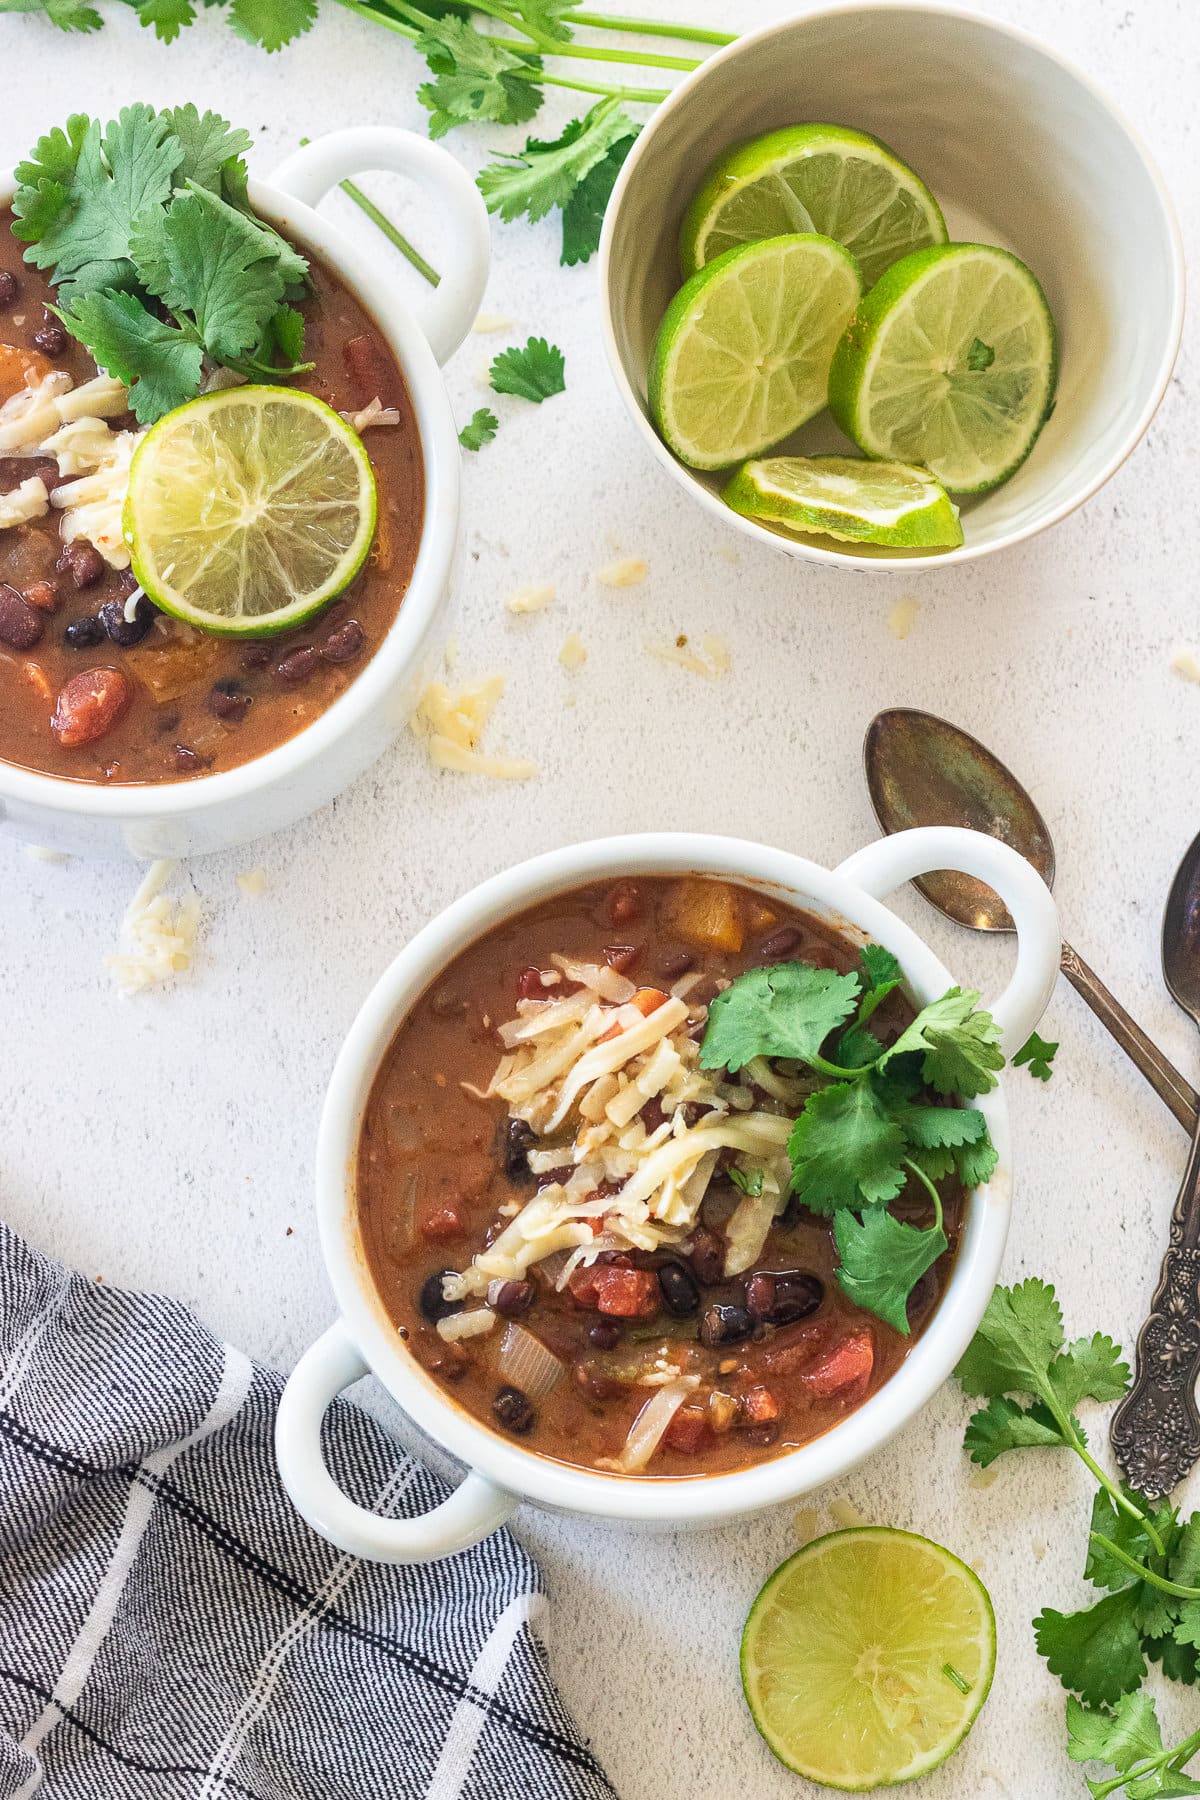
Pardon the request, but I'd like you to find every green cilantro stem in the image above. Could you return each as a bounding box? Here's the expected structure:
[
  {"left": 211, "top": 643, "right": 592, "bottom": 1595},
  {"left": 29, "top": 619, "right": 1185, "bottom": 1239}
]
[
  {"left": 1088, "top": 1724, "right": 1200, "bottom": 1799},
  {"left": 299, "top": 136, "right": 440, "bottom": 287},
  {"left": 806, "top": 1052, "right": 874, "bottom": 1083},
  {"left": 902, "top": 1158, "right": 944, "bottom": 1233},
  {"left": 566, "top": 8, "right": 734, "bottom": 44},
  {"left": 1069, "top": 1446, "right": 1166, "bottom": 1559},
  {"left": 464, "top": 0, "right": 701, "bottom": 68},
  {"left": 1088, "top": 1529, "right": 1200, "bottom": 1599}
]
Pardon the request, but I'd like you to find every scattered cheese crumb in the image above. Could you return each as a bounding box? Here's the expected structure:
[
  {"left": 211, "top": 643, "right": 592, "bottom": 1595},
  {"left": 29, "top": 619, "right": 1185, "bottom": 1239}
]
[
  {"left": 887, "top": 595, "right": 920, "bottom": 640},
  {"left": 236, "top": 868, "right": 269, "bottom": 898},
  {"left": 1031, "top": 1537, "right": 1048, "bottom": 1563},
  {"left": 472, "top": 312, "right": 513, "bottom": 334},
  {"left": 444, "top": 634, "right": 458, "bottom": 673},
  {"left": 1172, "top": 647, "right": 1200, "bottom": 682},
  {"left": 25, "top": 845, "right": 71, "bottom": 864},
  {"left": 968, "top": 1465, "right": 999, "bottom": 1489},
  {"left": 104, "top": 859, "right": 200, "bottom": 996},
  {"left": 559, "top": 632, "right": 588, "bottom": 671},
  {"left": 715, "top": 541, "right": 739, "bottom": 565},
  {"left": 793, "top": 1506, "right": 822, "bottom": 1545},
  {"left": 596, "top": 557, "right": 648, "bottom": 589},
  {"left": 829, "top": 1497, "right": 866, "bottom": 1530},
  {"left": 645, "top": 634, "right": 730, "bottom": 680},
  {"left": 506, "top": 584, "right": 555, "bottom": 615},
  {"left": 411, "top": 676, "right": 538, "bottom": 781},
  {"left": 339, "top": 395, "right": 400, "bottom": 433}
]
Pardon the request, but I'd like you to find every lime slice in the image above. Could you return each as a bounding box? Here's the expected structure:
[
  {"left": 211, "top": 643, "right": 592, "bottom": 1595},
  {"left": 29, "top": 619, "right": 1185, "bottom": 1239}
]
[
  {"left": 741, "top": 1527, "right": 995, "bottom": 1791},
  {"left": 649, "top": 235, "right": 862, "bottom": 471},
  {"left": 724, "top": 454, "right": 963, "bottom": 548},
  {"left": 829, "top": 242, "right": 1057, "bottom": 493},
  {"left": 681, "top": 124, "right": 946, "bottom": 288},
  {"left": 125, "top": 386, "right": 377, "bottom": 637}
]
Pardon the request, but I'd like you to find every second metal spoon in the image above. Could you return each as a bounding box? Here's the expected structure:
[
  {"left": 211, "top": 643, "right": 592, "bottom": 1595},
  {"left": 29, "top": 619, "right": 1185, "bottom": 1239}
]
[{"left": 864, "top": 708, "right": 1198, "bottom": 1133}]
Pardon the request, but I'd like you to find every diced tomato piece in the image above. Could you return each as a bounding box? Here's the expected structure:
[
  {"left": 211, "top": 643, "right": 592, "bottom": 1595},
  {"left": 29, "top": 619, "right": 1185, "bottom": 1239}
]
[
  {"left": 663, "top": 1405, "right": 710, "bottom": 1455},
  {"left": 804, "top": 1329, "right": 875, "bottom": 1402},
  {"left": 567, "top": 1257, "right": 627, "bottom": 1307},
  {"left": 758, "top": 1320, "right": 828, "bottom": 1376},
  {"left": 594, "top": 1266, "right": 659, "bottom": 1317},
  {"left": 739, "top": 1385, "right": 780, "bottom": 1426},
  {"left": 420, "top": 1204, "right": 466, "bottom": 1242}
]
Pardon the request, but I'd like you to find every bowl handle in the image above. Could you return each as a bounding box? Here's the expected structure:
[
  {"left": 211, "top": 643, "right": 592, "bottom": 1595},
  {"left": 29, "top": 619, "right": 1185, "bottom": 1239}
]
[
  {"left": 269, "top": 128, "right": 490, "bottom": 368},
  {"left": 275, "top": 1320, "right": 517, "bottom": 1562},
  {"left": 834, "top": 826, "right": 1061, "bottom": 1055}
]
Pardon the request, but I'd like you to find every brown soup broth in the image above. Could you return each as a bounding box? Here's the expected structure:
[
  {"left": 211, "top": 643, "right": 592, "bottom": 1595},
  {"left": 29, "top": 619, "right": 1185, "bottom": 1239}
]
[
  {"left": 0, "top": 209, "right": 424, "bottom": 785},
  {"left": 356, "top": 876, "right": 964, "bottom": 1479}
]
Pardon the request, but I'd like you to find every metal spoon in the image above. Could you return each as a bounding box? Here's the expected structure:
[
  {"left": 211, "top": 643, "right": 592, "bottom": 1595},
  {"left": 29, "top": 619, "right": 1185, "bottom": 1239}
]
[
  {"left": 1111, "top": 830, "right": 1200, "bottom": 1494},
  {"left": 864, "top": 709, "right": 1198, "bottom": 1132}
]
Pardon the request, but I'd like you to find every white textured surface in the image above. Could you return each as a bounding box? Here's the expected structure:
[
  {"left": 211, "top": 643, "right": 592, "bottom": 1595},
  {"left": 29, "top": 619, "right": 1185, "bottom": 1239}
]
[{"left": 2, "top": 3, "right": 1198, "bottom": 1794}]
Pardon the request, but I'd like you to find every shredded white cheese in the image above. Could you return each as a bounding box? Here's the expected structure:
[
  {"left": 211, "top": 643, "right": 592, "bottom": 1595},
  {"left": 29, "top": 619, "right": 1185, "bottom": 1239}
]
[
  {"left": 339, "top": 395, "right": 400, "bottom": 432},
  {"left": 104, "top": 859, "right": 201, "bottom": 997},
  {"left": 505, "top": 584, "right": 555, "bottom": 615},
  {"left": 829, "top": 1497, "right": 867, "bottom": 1530},
  {"left": 436, "top": 1307, "right": 496, "bottom": 1343},
  {"left": 0, "top": 475, "right": 49, "bottom": 529},
  {"left": 25, "top": 845, "right": 71, "bottom": 864},
  {"left": 472, "top": 313, "right": 513, "bottom": 334},
  {"left": 411, "top": 675, "right": 538, "bottom": 781},
  {"left": 236, "top": 868, "right": 269, "bottom": 898},
  {"left": 1172, "top": 647, "right": 1200, "bottom": 683},
  {"left": 595, "top": 557, "right": 647, "bottom": 588},
  {"left": 887, "top": 595, "right": 920, "bottom": 640},
  {"left": 558, "top": 633, "right": 587, "bottom": 671},
  {"left": 645, "top": 635, "right": 730, "bottom": 680}
]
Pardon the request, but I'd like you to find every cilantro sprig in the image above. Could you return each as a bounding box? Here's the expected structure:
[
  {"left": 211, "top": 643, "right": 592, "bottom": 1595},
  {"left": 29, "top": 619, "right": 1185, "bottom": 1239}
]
[
  {"left": 13, "top": 105, "right": 313, "bottom": 423},
  {"left": 699, "top": 945, "right": 1003, "bottom": 1333}
]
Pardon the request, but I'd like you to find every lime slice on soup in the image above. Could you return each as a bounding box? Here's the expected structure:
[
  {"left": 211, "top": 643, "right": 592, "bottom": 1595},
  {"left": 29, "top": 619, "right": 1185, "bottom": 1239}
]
[
  {"left": 649, "top": 234, "right": 863, "bottom": 471},
  {"left": 724, "top": 453, "right": 963, "bottom": 548},
  {"left": 829, "top": 242, "right": 1058, "bottom": 493},
  {"left": 680, "top": 124, "right": 946, "bottom": 288},
  {"left": 742, "top": 1527, "right": 996, "bottom": 1790},
  {"left": 125, "top": 386, "right": 377, "bottom": 637}
]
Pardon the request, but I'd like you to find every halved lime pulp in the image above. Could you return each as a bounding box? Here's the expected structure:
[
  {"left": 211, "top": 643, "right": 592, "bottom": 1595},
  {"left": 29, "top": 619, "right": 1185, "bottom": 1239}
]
[
  {"left": 681, "top": 124, "right": 946, "bottom": 288},
  {"left": 741, "top": 1527, "right": 996, "bottom": 1790},
  {"left": 723, "top": 453, "right": 962, "bottom": 548},
  {"left": 125, "top": 385, "right": 377, "bottom": 637}
]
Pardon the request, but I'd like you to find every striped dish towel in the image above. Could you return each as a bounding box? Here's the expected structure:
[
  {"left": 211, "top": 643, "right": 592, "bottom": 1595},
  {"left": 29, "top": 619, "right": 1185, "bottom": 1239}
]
[{"left": 0, "top": 1225, "right": 616, "bottom": 1800}]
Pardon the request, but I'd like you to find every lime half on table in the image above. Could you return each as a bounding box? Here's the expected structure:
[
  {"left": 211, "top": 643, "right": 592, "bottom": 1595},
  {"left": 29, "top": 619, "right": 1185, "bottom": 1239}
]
[
  {"left": 830, "top": 242, "right": 1058, "bottom": 493},
  {"left": 681, "top": 124, "right": 946, "bottom": 288},
  {"left": 742, "top": 1527, "right": 996, "bottom": 1791},
  {"left": 724, "top": 454, "right": 963, "bottom": 548},
  {"left": 125, "top": 386, "right": 377, "bottom": 637},
  {"left": 650, "top": 234, "right": 863, "bottom": 471}
]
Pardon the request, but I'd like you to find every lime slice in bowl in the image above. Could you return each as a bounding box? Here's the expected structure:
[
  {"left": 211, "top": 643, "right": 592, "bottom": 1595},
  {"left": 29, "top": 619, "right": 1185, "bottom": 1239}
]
[
  {"left": 649, "top": 234, "right": 863, "bottom": 471},
  {"left": 829, "top": 242, "right": 1058, "bottom": 494},
  {"left": 125, "top": 386, "right": 377, "bottom": 637},
  {"left": 680, "top": 124, "right": 946, "bottom": 287},
  {"left": 741, "top": 1527, "right": 996, "bottom": 1791},
  {"left": 724, "top": 453, "right": 963, "bottom": 548}
]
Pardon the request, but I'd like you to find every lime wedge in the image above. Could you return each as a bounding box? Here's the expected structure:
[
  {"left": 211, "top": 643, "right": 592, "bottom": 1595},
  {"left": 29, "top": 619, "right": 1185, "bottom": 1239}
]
[
  {"left": 681, "top": 124, "right": 946, "bottom": 288},
  {"left": 649, "top": 235, "right": 862, "bottom": 471},
  {"left": 741, "top": 1527, "right": 995, "bottom": 1791},
  {"left": 724, "top": 454, "right": 962, "bottom": 548},
  {"left": 125, "top": 386, "right": 377, "bottom": 637},
  {"left": 829, "top": 242, "right": 1058, "bottom": 493}
]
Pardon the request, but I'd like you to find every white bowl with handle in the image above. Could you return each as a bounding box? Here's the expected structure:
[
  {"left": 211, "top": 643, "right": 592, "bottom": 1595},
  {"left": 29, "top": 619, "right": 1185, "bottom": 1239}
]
[
  {"left": 0, "top": 127, "right": 489, "bottom": 859},
  {"left": 599, "top": 1, "right": 1185, "bottom": 571},
  {"left": 276, "top": 825, "right": 1060, "bottom": 1562}
]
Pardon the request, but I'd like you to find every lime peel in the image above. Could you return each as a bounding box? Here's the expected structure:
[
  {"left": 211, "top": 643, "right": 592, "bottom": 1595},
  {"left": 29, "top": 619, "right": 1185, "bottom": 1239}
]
[{"left": 723, "top": 453, "right": 963, "bottom": 548}]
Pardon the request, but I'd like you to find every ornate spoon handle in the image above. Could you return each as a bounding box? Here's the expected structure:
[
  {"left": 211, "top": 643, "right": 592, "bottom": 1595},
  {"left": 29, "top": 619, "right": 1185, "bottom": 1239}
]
[
  {"left": 1061, "top": 942, "right": 1198, "bottom": 1133},
  {"left": 1111, "top": 1121, "right": 1200, "bottom": 1495}
]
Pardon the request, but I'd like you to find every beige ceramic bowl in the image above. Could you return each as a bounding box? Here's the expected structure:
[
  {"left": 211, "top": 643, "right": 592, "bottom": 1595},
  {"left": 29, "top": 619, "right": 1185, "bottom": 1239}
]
[{"left": 599, "top": 2, "right": 1185, "bottom": 570}]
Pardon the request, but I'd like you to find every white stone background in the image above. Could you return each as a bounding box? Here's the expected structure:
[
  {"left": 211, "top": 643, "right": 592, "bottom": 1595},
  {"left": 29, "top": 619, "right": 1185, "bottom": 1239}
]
[{"left": 2, "top": 0, "right": 1199, "bottom": 1793}]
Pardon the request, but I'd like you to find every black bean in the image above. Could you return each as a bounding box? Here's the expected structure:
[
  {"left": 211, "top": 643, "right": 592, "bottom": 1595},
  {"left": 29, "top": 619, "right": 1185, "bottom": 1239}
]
[
  {"left": 171, "top": 744, "right": 210, "bottom": 775},
  {"left": 492, "top": 1383, "right": 536, "bottom": 1434},
  {"left": 241, "top": 640, "right": 272, "bottom": 671},
  {"left": 492, "top": 1280, "right": 534, "bottom": 1318},
  {"left": 57, "top": 542, "right": 105, "bottom": 590},
  {"left": 501, "top": 1117, "right": 536, "bottom": 1182},
  {"left": 33, "top": 317, "right": 67, "bottom": 357},
  {"left": 64, "top": 615, "right": 104, "bottom": 649},
  {"left": 658, "top": 1260, "right": 700, "bottom": 1317},
  {"left": 759, "top": 926, "right": 802, "bottom": 961},
  {"left": 322, "top": 617, "right": 365, "bottom": 663},
  {"left": 688, "top": 1227, "right": 725, "bottom": 1286},
  {"left": 586, "top": 1319, "right": 621, "bottom": 1350},
  {"left": 699, "top": 1302, "right": 754, "bottom": 1348},
  {"left": 745, "top": 1270, "right": 823, "bottom": 1326},
  {"left": 658, "top": 947, "right": 695, "bottom": 981},
  {"left": 276, "top": 645, "right": 318, "bottom": 684},
  {"left": 209, "top": 677, "right": 251, "bottom": 723},
  {"left": 419, "top": 1269, "right": 461, "bottom": 1323},
  {"left": 0, "top": 270, "right": 19, "bottom": 306},
  {"left": 99, "top": 596, "right": 154, "bottom": 647},
  {"left": 0, "top": 582, "right": 43, "bottom": 650}
]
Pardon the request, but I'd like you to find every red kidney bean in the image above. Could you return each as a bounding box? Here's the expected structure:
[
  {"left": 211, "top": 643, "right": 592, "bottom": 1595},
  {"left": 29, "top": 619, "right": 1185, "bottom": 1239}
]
[
  {"left": 607, "top": 881, "right": 642, "bottom": 927},
  {"left": 240, "top": 641, "right": 272, "bottom": 671},
  {"left": 51, "top": 668, "right": 131, "bottom": 747},
  {"left": 0, "top": 583, "right": 44, "bottom": 650},
  {"left": 492, "top": 1280, "right": 534, "bottom": 1318},
  {"left": 209, "top": 678, "right": 251, "bottom": 723},
  {"left": 171, "top": 744, "right": 209, "bottom": 775},
  {"left": 322, "top": 617, "right": 365, "bottom": 663},
  {"left": 23, "top": 580, "right": 59, "bottom": 614},
  {"left": 657, "top": 947, "right": 695, "bottom": 980},
  {"left": 56, "top": 542, "right": 105, "bottom": 590},
  {"left": 759, "top": 926, "right": 802, "bottom": 961},
  {"left": 343, "top": 331, "right": 396, "bottom": 406},
  {"left": 276, "top": 645, "right": 318, "bottom": 684},
  {"left": 745, "top": 1270, "right": 824, "bottom": 1326},
  {"left": 516, "top": 966, "right": 552, "bottom": 1001},
  {"left": 603, "top": 943, "right": 641, "bottom": 975},
  {"left": 421, "top": 1203, "right": 466, "bottom": 1242},
  {"left": 0, "top": 270, "right": 19, "bottom": 306},
  {"left": 688, "top": 1227, "right": 725, "bottom": 1286}
]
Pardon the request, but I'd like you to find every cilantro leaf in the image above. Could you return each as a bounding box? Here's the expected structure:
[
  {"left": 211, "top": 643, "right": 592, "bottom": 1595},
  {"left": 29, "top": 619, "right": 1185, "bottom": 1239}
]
[
  {"left": 489, "top": 335, "right": 566, "bottom": 402},
  {"left": 55, "top": 288, "right": 202, "bottom": 423},
  {"left": 158, "top": 184, "right": 289, "bottom": 361},
  {"left": 417, "top": 17, "right": 543, "bottom": 137},
  {"left": 1145, "top": 1631, "right": 1200, "bottom": 1688},
  {"left": 135, "top": 0, "right": 196, "bottom": 40},
  {"left": 788, "top": 1079, "right": 907, "bottom": 1214},
  {"left": 963, "top": 1394, "right": 1071, "bottom": 1465},
  {"left": 164, "top": 106, "right": 253, "bottom": 189},
  {"left": 700, "top": 962, "right": 861, "bottom": 1074},
  {"left": 478, "top": 100, "right": 638, "bottom": 230},
  {"left": 228, "top": 0, "right": 317, "bottom": 49},
  {"left": 728, "top": 1166, "right": 763, "bottom": 1198},
  {"left": 1051, "top": 1333, "right": 1131, "bottom": 1414},
  {"left": 459, "top": 407, "right": 499, "bottom": 452},
  {"left": 1067, "top": 1692, "right": 1164, "bottom": 1771},
  {"left": 833, "top": 1208, "right": 947, "bottom": 1333},
  {"left": 508, "top": 0, "right": 576, "bottom": 40},
  {"left": 954, "top": 1277, "right": 1066, "bottom": 1398},
  {"left": 967, "top": 336, "right": 996, "bottom": 372},
  {"left": 1036, "top": 1587, "right": 1147, "bottom": 1705},
  {"left": 10, "top": 115, "right": 91, "bottom": 243},
  {"left": 560, "top": 129, "right": 638, "bottom": 266},
  {"left": 1014, "top": 1029, "right": 1058, "bottom": 1081},
  {"left": 260, "top": 304, "right": 307, "bottom": 369},
  {"left": 880, "top": 987, "right": 1004, "bottom": 1097},
  {"left": 855, "top": 942, "right": 903, "bottom": 1019}
]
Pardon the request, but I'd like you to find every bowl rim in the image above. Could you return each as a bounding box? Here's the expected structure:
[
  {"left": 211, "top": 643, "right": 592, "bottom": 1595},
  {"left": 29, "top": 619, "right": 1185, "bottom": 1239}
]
[
  {"left": 315, "top": 831, "right": 1014, "bottom": 1523},
  {"left": 0, "top": 169, "right": 459, "bottom": 819},
  {"left": 597, "top": 0, "right": 1187, "bottom": 574}
]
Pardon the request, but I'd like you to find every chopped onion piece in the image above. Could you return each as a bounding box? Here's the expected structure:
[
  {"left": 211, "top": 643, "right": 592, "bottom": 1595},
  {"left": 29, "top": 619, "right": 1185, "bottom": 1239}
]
[
  {"left": 596, "top": 1376, "right": 699, "bottom": 1473},
  {"left": 497, "top": 1321, "right": 564, "bottom": 1400},
  {"left": 436, "top": 1308, "right": 496, "bottom": 1343},
  {"left": 552, "top": 955, "right": 636, "bottom": 1003}
]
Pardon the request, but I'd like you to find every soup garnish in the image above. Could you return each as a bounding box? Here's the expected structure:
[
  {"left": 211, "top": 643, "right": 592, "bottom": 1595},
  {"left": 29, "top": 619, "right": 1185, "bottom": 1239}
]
[{"left": 356, "top": 877, "right": 1004, "bottom": 1479}]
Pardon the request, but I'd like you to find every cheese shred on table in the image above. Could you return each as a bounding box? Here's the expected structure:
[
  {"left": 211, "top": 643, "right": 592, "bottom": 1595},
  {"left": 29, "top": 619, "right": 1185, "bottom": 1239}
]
[
  {"left": 443, "top": 961, "right": 801, "bottom": 1307},
  {"left": 104, "top": 860, "right": 201, "bottom": 997},
  {"left": 411, "top": 675, "right": 538, "bottom": 780}
]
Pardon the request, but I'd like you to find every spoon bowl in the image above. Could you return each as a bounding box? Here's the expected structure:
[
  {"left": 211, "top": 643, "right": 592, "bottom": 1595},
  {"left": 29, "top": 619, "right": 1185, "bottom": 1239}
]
[{"left": 1162, "top": 831, "right": 1200, "bottom": 1025}]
